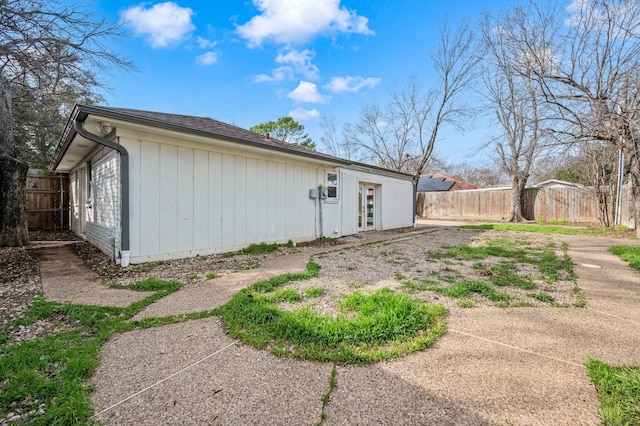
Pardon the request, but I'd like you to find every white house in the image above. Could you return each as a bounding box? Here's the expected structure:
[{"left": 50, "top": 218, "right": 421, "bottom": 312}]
[{"left": 52, "top": 105, "right": 415, "bottom": 266}]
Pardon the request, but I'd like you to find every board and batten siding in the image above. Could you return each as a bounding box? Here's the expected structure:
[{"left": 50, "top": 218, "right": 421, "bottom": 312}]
[{"left": 123, "top": 133, "right": 327, "bottom": 263}]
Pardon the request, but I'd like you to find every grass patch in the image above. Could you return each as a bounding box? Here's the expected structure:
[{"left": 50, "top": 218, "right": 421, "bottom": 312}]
[
  {"left": 304, "top": 287, "right": 325, "bottom": 298},
  {"left": 573, "top": 286, "right": 587, "bottom": 308},
  {"left": 461, "top": 223, "right": 607, "bottom": 236},
  {"left": 488, "top": 263, "right": 536, "bottom": 290},
  {"left": 400, "top": 280, "right": 437, "bottom": 294},
  {"left": 586, "top": 359, "right": 640, "bottom": 425},
  {"left": 241, "top": 242, "right": 280, "bottom": 254},
  {"left": 0, "top": 279, "right": 182, "bottom": 424},
  {"left": 205, "top": 271, "right": 218, "bottom": 279},
  {"left": 217, "top": 262, "right": 447, "bottom": 364},
  {"left": 527, "top": 292, "right": 554, "bottom": 303},
  {"left": 609, "top": 245, "right": 640, "bottom": 271},
  {"left": 457, "top": 299, "right": 475, "bottom": 308},
  {"left": 268, "top": 288, "right": 303, "bottom": 303},
  {"left": 425, "top": 235, "right": 576, "bottom": 307}
]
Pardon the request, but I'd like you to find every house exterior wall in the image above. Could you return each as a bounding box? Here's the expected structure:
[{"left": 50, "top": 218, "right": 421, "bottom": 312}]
[
  {"left": 68, "top": 146, "right": 121, "bottom": 258},
  {"left": 339, "top": 167, "right": 414, "bottom": 234},
  {"left": 121, "top": 130, "right": 330, "bottom": 263},
  {"left": 86, "top": 147, "right": 121, "bottom": 256},
  {"left": 66, "top": 127, "right": 414, "bottom": 265}
]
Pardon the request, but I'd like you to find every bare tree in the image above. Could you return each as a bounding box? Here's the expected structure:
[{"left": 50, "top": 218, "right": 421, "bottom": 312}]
[
  {"left": 344, "top": 77, "right": 426, "bottom": 172},
  {"left": 440, "top": 160, "right": 508, "bottom": 187},
  {"left": 346, "top": 21, "right": 479, "bottom": 178},
  {"left": 318, "top": 115, "right": 362, "bottom": 160},
  {"left": 582, "top": 143, "right": 620, "bottom": 227},
  {"left": 0, "top": 0, "right": 133, "bottom": 246},
  {"left": 481, "top": 7, "right": 552, "bottom": 222},
  {"left": 511, "top": 0, "right": 640, "bottom": 235},
  {"left": 542, "top": 143, "right": 620, "bottom": 227},
  {"left": 319, "top": 115, "right": 341, "bottom": 157}
]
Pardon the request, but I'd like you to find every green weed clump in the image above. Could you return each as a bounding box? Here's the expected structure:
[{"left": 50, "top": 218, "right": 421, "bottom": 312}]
[
  {"left": 242, "top": 243, "right": 279, "bottom": 254},
  {"left": 609, "top": 245, "right": 640, "bottom": 271},
  {"left": 217, "top": 262, "right": 447, "bottom": 364},
  {"left": 586, "top": 359, "right": 640, "bottom": 425}
]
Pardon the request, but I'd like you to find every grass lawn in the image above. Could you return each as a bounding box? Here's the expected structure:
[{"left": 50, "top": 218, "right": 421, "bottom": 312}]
[
  {"left": 461, "top": 223, "right": 620, "bottom": 236},
  {"left": 586, "top": 359, "right": 640, "bottom": 425},
  {"left": 0, "top": 279, "right": 181, "bottom": 424},
  {"left": 609, "top": 245, "right": 640, "bottom": 271}
]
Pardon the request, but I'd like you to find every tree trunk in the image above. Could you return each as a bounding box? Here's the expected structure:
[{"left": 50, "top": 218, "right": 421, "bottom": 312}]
[
  {"left": 0, "top": 155, "right": 29, "bottom": 246},
  {"left": 629, "top": 169, "right": 640, "bottom": 238},
  {"left": 0, "top": 75, "right": 30, "bottom": 247},
  {"left": 507, "top": 175, "right": 528, "bottom": 222}
]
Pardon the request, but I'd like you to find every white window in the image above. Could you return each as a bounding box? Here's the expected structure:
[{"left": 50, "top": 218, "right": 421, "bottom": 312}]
[{"left": 326, "top": 172, "right": 338, "bottom": 199}]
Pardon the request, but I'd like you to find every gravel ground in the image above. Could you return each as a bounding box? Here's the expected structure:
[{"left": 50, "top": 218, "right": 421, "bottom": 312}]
[
  {"left": 287, "top": 228, "right": 581, "bottom": 316},
  {"left": 71, "top": 228, "right": 419, "bottom": 287}
]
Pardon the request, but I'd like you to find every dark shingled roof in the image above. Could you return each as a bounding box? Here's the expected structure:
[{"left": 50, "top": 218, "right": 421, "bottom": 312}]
[
  {"left": 417, "top": 175, "right": 455, "bottom": 191},
  {"left": 56, "top": 105, "right": 350, "bottom": 167}
]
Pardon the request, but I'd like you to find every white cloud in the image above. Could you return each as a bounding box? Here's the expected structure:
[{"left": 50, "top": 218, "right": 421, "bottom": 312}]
[
  {"left": 121, "top": 2, "right": 195, "bottom": 48},
  {"left": 289, "top": 107, "right": 320, "bottom": 121},
  {"left": 197, "top": 36, "right": 218, "bottom": 49},
  {"left": 288, "top": 81, "right": 330, "bottom": 103},
  {"left": 252, "top": 66, "right": 294, "bottom": 83},
  {"left": 275, "top": 48, "right": 319, "bottom": 79},
  {"left": 326, "top": 75, "right": 380, "bottom": 93},
  {"left": 237, "top": 0, "right": 373, "bottom": 46},
  {"left": 196, "top": 51, "right": 218, "bottom": 65},
  {"left": 253, "top": 48, "right": 320, "bottom": 84}
]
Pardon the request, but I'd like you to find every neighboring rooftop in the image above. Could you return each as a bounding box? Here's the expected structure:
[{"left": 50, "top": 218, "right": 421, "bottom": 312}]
[{"left": 417, "top": 173, "right": 479, "bottom": 192}]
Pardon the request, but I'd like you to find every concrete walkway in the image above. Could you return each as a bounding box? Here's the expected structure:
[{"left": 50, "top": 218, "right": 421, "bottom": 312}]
[
  {"left": 36, "top": 229, "right": 640, "bottom": 425},
  {"left": 36, "top": 243, "right": 153, "bottom": 307}
]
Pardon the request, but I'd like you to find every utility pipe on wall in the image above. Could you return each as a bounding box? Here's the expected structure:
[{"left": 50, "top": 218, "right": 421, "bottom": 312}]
[
  {"left": 73, "top": 119, "right": 131, "bottom": 267},
  {"left": 318, "top": 185, "right": 324, "bottom": 238}
]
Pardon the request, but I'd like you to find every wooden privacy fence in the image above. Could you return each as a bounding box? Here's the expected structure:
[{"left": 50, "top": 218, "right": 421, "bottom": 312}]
[
  {"left": 416, "top": 184, "right": 635, "bottom": 227},
  {"left": 25, "top": 169, "right": 70, "bottom": 230}
]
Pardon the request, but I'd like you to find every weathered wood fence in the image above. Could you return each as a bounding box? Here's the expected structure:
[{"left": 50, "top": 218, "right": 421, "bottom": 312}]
[
  {"left": 416, "top": 184, "right": 635, "bottom": 228},
  {"left": 25, "top": 169, "right": 69, "bottom": 230}
]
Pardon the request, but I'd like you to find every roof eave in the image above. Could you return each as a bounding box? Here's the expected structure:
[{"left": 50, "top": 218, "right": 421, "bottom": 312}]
[{"left": 69, "top": 104, "right": 351, "bottom": 167}]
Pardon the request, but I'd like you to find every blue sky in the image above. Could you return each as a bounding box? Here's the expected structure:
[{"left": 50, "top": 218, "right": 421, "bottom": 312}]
[{"left": 92, "top": 0, "right": 528, "bottom": 165}]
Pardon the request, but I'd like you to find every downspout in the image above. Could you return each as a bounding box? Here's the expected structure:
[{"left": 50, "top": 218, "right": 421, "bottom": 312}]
[
  {"left": 318, "top": 185, "right": 324, "bottom": 238},
  {"left": 73, "top": 119, "right": 131, "bottom": 267},
  {"left": 412, "top": 176, "right": 418, "bottom": 227}
]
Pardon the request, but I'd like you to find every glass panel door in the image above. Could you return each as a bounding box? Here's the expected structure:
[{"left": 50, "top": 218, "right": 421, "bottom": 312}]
[
  {"left": 357, "top": 185, "right": 364, "bottom": 231},
  {"left": 366, "top": 186, "right": 374, "bottom": 230}
]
